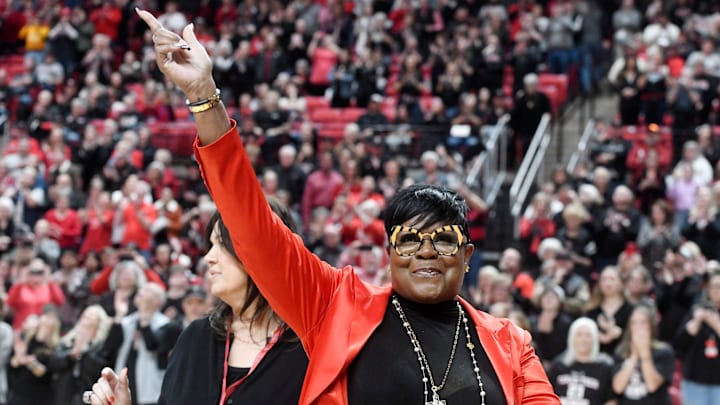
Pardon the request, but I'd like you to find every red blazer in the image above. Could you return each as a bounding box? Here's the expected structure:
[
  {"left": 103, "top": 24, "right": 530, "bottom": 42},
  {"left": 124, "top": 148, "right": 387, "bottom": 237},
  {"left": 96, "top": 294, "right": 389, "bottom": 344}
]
[{"left": 195, "top": 122, "right": 560, "bottom": 405}]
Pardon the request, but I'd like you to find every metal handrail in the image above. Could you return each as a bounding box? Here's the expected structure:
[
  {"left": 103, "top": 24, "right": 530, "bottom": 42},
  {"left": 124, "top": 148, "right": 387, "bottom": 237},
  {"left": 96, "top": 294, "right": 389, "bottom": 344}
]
[
  {"left": 509, "top": 113, "right": 552, "bottom": 238},
  {"left": 566, "top": 119, "right": 595, "bottom": 175},
  {"left": 465, "top": 114, "right": 510, "bottom": 206}
]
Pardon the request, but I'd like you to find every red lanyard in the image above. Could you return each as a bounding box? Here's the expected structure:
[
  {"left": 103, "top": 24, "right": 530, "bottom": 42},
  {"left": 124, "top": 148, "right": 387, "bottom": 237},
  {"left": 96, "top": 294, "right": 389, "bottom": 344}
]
[{"left": 218, "top": 324, "right": 283, "bottom": 405}]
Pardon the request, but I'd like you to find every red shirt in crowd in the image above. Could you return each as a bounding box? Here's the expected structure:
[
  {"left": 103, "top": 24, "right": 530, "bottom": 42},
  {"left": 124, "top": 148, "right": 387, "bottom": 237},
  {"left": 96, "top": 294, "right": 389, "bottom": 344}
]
[
  {"left": 44, "top": 208, "right": 82, "bottom": 249},
  {"left": 118, "top": 200, "right": 158, "bottom": 252},
  {"left": 89, "top": 265, "right": 166, "bottom": 295},
  {"left": 89, "top": 4, "right": 122, "bottom": 41},
  {"left": 80, "top": 207, "right": 115, "bottom": 257},
  {"left": 7, "top": 282, "right": 65, "bottom": 329}
]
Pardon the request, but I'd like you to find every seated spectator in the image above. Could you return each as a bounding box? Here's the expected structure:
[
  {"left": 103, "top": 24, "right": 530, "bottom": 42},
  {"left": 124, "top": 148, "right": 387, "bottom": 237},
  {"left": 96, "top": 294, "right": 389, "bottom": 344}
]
[
  {"left": 356, "top": 94, "right": 390, "bottom": 136},
  {"left": 634, "top": 149, "right": 667, "bottom": 215},
  {"left": 34, "top": 53, "right": 64, "bottom": 91},
  {"left": 547, "top": 317, "right": 615, "bottom": 405},
  {"left": 466, "top": 265, "right": 500, "bottom": 312},
  {"left": 301, "top": 150, "right": 343, "bottom": 230},
  {"left": 498, "top": 248, "right": 535, "bottom": 312}
]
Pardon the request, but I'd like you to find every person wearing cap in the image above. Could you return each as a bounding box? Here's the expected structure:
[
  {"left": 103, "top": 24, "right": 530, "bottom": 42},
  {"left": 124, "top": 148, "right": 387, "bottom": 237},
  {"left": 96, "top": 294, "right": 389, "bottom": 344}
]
[{"left": 356, "top": 93, "right": 389, "bottom": 136}]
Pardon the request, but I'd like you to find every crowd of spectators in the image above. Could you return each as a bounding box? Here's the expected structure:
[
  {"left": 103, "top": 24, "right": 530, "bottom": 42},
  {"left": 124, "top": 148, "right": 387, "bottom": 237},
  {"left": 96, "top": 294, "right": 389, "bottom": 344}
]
[{"left": 1, "top": 0, "right": 720, "bottom": 404}]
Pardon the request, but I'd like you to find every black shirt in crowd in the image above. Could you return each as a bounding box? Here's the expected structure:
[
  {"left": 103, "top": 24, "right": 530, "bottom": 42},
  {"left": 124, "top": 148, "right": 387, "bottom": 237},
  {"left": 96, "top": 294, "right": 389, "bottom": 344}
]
[
  {"left": 547, "top": 357, "right": 615, "bottom": 405},
  {"left": 674, "top": 309, "right": 720, "bottom": 385},
  {"left": 347, "top": 295, "right": 506, "bottom": 405},
  {"left": 612, "top": 345, "right": 675, "bottom": 405}
]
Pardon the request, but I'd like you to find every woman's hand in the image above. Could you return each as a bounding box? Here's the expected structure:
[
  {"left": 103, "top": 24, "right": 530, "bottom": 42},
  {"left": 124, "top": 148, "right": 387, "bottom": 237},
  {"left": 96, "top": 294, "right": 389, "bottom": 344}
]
[
  {"left": 135, "top": 8, "right": 215, "bottom": 101},
  {"left": 90, "top": 367, "right": 131, "bottom": 405}
]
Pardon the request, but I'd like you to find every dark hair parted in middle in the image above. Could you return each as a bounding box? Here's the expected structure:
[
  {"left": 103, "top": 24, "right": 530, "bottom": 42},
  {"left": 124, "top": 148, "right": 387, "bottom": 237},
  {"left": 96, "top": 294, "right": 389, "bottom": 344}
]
[
  {"left": 384, "top": 184, "right": 470, "bottom": 240},
  {"left": 205, "top": 196, "right": 298, "bottom": 338}
]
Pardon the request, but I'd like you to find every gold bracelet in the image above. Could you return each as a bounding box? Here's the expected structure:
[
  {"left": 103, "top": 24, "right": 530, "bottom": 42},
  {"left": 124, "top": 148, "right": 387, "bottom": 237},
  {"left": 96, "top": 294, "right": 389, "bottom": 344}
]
[{"left": 186, "top": 89, "right": 221, "bottom": 113}]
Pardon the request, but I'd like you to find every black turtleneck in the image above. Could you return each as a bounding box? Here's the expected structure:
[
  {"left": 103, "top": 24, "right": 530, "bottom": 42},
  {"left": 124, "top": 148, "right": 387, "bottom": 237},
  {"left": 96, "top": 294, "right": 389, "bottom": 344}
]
[{"left": 347, "top": 294, "right": 507, "bottom": 404}]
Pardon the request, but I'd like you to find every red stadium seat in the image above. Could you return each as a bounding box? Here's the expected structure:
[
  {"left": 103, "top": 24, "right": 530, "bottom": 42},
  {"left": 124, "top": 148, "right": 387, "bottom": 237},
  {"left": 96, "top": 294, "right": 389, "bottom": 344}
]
[
  {"left": 305, "top": 96, "right": 330, "bottom": 111},
  {"left": 538, "top": 73, "right": 569, "bottom": 106},
  {"left": 341, "top": 108, "right": 367, "bottom": 122},
  {"left": 309, "top": 108, "right": 344, "bottom": 123}
]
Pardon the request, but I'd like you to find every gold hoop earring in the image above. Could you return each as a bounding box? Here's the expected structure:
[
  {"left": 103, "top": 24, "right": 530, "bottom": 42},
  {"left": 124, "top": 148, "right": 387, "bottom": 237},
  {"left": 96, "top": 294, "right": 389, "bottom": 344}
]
[{"left": 465, "top": 264, "right": 470, "bottom": 273}]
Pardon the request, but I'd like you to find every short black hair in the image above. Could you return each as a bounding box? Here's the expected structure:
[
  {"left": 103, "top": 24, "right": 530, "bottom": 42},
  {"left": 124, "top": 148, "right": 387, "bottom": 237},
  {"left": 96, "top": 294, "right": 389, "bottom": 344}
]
[{"left": 384, "top": 184, "right": 470, "bottom": 241}]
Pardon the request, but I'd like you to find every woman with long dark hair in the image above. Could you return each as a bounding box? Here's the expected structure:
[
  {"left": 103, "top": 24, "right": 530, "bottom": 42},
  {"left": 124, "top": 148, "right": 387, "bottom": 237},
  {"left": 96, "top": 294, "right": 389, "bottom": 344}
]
[{"left": 87, "top": 199, "right": 308, "bottom": 405}]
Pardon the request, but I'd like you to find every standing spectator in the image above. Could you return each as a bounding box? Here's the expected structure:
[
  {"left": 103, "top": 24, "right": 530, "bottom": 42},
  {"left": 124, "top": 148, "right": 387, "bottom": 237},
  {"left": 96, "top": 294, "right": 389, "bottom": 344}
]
[
  {"left": 595, "top": 186, "right": 641, "bottom": 269},
  {"left": 637, "top": 56, "right": 668, "bottom": 128},
  {"left": 498, "top": 247, "right": 535, "bottom": 307},
  {"left": 81, "top": 34, "right": 113, "bottom": 85},
  {"left": 509, "top": 73, "right": 551, "bottom": 166},
  {"left": 88, "top": 3, "right": 122, "bottom": 43},
  {"left": 531, "top": 284, "right": 573, "bottom": 368},
  {"left": 49, "top": 305, "right": 112, "bottom": 405},
  {"left": 254, "top": 32, "right": 285, "bottom": 85},
  {"left": 666, "top": 162, "right": 702, "bottom": 229},
  {"left": 0, "top": 198, "right": 15, "bottom": 258},
  {"left": 610, "top": 55, "right": 642, "bottom": 125},
  {"left": 0, "top": 296, "right": 11, "bottom": 405},
  {"left": 544, "top": 2, "right": 578, "bottom": 74},
  {"left": 47, "top": 7, "right": 78, "bottom": 75},
  {"left": 675, "top": 271, "right": 720, "bottom": 405},
  {"left": 681, "top": 186, "right": 720, "bottom": 260},
  {"left": 613, "top": 0, "right": 643, "bottom": 50},
  {"left": 575, "top": 0, "right": 605, "bottom": 95},
  {"left": 96, "top": 260, "right": 146, "bottom": 319},
  {"left": 12, "top": 166, "right": 46, "bottom": 232},
  {"left": 301, "top": 150, "right": 343, "bottom": 229},
  {"left": 271, "top": 144, "right": 306, "bottom": 210},
  {"left": 584, "top": 266, "right": 635, "bottom": 356},
  {"left": 626, "top": 124, "right": 672, "bottom": 181},
  {"left": 80, "top": 191, "right": 114, "bottom": 257},
  {"left": 556, "top": 203, "right": 596, "bottom": 283},
  {"left": 8, "top": 309, "right": 60, "bottom": 404},
  {"left": 547, "top": 317, "right": 616, "bottom": 405},
  {"left": 101, "top": 283, "right": 170, "bottom": 405},
  {"left": 18, "top": 14, "right": 50, "bottom": 66},
  {"left": 519, "top": 192, "right": 557, "bottom": 268},
  {"left": 114, "top": 180, "right": 158, "bottom": 257},
  {"left": 612, "top": 305, "right": 676, "bottom": 405},
  {"left": 253, "top": 91, "right": 291, "bottom": 166},
  {"left": 678, "top": 141, "right": 714, "bottom": 187},
  {"left": 637, "top": 200, "right": 680, "bottom": 273},
  {"left": 591, "top": 121, "right": 632, "bottom": 182},
  {"left": 642, "top": 14, "right": 680, "bottom": 49},
  {"left": 7, "top": 258, "right": 65, "bottom": 330},
  {"left": 43, "top": 194, "right": 81, "bottom": 251}
]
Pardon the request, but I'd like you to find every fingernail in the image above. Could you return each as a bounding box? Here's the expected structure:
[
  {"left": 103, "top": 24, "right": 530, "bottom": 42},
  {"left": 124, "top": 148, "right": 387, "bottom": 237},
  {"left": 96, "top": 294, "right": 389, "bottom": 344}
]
[
  {"left": 189, "top": 23, "right": 194, "bottom": 30},
  {"left": 175, "top": 43, "right": 191, "bottom": 50},
  {"left": 110, "top": 395, "right": 115, "bottom": 404}
]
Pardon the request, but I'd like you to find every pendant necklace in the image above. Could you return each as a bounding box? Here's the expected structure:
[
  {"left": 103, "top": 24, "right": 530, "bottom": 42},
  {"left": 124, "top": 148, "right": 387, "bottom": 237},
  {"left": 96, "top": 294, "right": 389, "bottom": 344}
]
[{"left": 392, "top": 296, "right": 486, "bottom": 405}]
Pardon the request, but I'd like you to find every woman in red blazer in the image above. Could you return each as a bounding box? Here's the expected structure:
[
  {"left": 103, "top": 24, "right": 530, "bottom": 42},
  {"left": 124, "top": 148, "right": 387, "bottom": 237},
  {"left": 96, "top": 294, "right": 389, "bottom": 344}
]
[{"left": 130, "top": 9, "right": 560, "bottom": 405}]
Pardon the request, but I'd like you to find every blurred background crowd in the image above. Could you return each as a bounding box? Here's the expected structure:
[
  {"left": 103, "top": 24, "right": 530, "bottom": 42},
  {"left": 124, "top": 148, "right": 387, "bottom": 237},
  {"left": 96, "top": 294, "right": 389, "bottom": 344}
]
[{"left": 1, "top": 0, "right": 720, "bottom": 404}]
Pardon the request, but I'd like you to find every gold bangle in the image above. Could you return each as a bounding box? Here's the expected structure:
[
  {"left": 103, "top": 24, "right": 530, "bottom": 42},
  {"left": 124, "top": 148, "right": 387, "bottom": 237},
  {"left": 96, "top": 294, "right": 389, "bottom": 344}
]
[{"left": 186, "top": 89, "right": 221, "bottom": 113}]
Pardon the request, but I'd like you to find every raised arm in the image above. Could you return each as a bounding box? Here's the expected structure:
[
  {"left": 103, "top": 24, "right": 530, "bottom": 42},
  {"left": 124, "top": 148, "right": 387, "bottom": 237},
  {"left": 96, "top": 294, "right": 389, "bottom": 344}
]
[{"left": 136, "top": 9, "right": 345, "bottom": 343}]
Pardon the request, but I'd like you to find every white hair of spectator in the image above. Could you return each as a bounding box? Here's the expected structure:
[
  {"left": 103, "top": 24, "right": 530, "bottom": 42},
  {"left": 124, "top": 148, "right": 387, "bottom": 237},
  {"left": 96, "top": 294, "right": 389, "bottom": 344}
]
[
  {"left": 344, "top": 122, "right": 360, "bottom": 138},
  {"left": 524, "top": 73, "right": 539, "bottom": 86},
  {"left": 537, "top": 237, "right": 563, "bottom": 260},
  {"left": 278, "top": 144, "right": 297, "bottom": 159},
  {"left": 154, "top": 149, "right": 172, "bottom": 165},
  {"left": 563, "top": 317, "right": 604, "bottom": 366},
  {"left": 612, "top": 185, "right": 634, "bottom": 202},
  {"left": 198, "top": 200, "right": 216, "bottom": 214},
  {"left": 142, "top": 283, "right": 167, "bottom": 309},
  {"left": 592, "top": 166, "right": 611, "bottom": 181},
  {"left": 578, "top": 184, "right": 603, "bottom": 205},
  {"left": 0, "top": 197, "right": 14, "bottom": 213},
  {"left": 420, "top": 150, "right": 440, "bottom": 163},
  {"left": 109, "top": 260, "right": 148, "bottom": 291}
]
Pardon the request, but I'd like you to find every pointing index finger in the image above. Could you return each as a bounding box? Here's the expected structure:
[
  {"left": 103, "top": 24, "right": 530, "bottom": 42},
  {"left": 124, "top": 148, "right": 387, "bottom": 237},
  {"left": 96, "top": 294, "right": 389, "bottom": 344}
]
[{"left": 135, "top": 8, "right": 162, "bottom": 32}]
